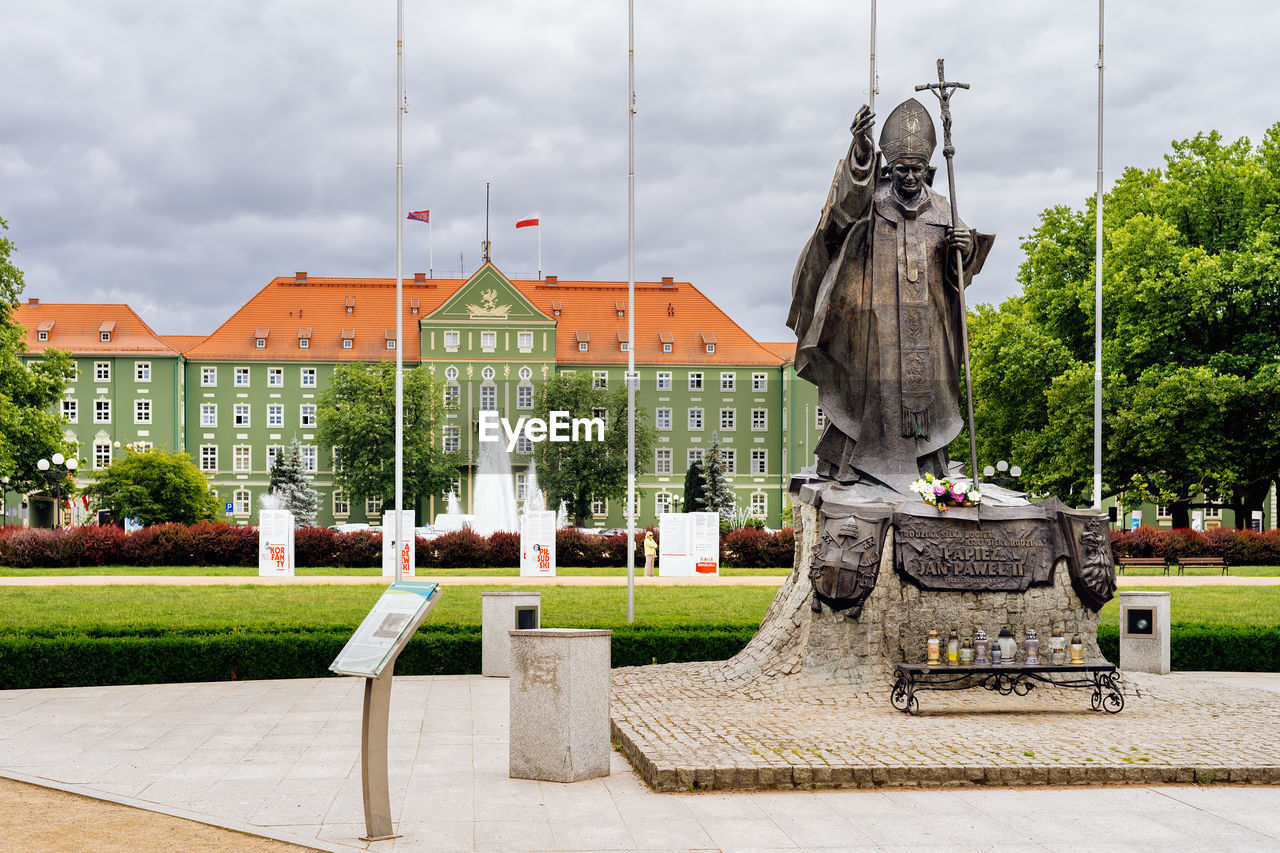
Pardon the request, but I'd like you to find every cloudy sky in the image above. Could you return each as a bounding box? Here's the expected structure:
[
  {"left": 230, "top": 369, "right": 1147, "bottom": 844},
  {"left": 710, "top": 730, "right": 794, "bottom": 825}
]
[{"left": 4, "top": 1, "right": 1278, "bottom": 341}]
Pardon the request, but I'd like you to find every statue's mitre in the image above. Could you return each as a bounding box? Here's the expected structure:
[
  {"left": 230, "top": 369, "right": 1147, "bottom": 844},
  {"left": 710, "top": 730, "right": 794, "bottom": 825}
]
[{"left": 879, "top": 98, "right": 936, "bottom": 164}]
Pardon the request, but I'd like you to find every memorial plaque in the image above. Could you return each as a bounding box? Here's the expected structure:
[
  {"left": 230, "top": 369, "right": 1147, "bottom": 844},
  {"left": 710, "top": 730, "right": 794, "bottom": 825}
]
[{"left": 893, "top": 507, "right": 1059, "bottom": 592}]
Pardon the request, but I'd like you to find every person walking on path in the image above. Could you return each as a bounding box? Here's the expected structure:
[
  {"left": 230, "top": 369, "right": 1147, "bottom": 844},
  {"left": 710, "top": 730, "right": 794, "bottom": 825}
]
[{"left": 643, "top": 530, "right": 657, "bottom": 577}]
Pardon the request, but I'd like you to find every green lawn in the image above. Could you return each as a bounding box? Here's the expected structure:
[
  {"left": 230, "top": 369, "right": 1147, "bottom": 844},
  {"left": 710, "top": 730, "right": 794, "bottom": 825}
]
[
  {"left": 0, "top": 564, "right": 792, "bottom": 578},
  {"left": 1116, "top": 564, "right": 1280, "bottom": 577},
  {"left": 1099, "top": 585, "right": 1280, "bottom": 628}
]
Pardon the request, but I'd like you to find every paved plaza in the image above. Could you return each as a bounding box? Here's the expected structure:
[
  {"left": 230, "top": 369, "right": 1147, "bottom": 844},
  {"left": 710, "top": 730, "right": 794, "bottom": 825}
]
[{"left": 1, "top": 673, "right": 1278, "bottom": 851}]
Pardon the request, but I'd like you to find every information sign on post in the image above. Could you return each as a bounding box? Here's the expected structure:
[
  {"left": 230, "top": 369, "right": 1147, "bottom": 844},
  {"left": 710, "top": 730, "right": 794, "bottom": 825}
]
[
  {"left": 380, "top": 510, "right": 416, "bottom": 578},
  {"left": 520, "top": 510, "right": 557, "bottom": 577},
  {"left": 330, "top": 580, "right": 441, "bottom": 841},
  {"left": 258, "top": 509, "right": 295, "bottom": 577},
  {"left": 1130, "top": 511, "right": 1142, "bottom": 531},
  {"left": 690, "top": 511, "right": 721, "bottom": 575},
  {"left": 658, "top": 512, "right": 720, "bottom": 577}
]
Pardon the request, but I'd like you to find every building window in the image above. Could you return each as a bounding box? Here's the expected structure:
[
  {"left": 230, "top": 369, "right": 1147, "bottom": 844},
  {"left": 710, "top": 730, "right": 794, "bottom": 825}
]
[
  {"left": 688, "top": 408, "right": 704, "bottom": 431},
  {"left": 481, "top": 331, "right": 496, "bottom": 350},
  {"left": 256, "top": 338, "right": 266, "bottom": 349},
  {"left": 687, "top": 448, "right": 704, "bottom": 468},
  {"left": 134, "top": 399, "right": 152, "bottom": 424},
  {"left": 200, "top": 404, "right": 217, "bottom": 427},
  {"left": 200, "top": 366, "right": 216, "bottom": 386},
  {"left": 300, "top": 404, "right": 316, "bottom": 427},
  {"left": 366, "top": 496, "right": 383, "bottom": 517},
  {"left": 233, "top": 404, "right": 250, "bottom": 427},
  {"left": 96, "top": 362, "right": 111, "bottom": 382},
  {"left": 299, "top": 337, "right": 310, "bottom": 349},
  {"left": 1205, "top": 504, "right": 1221, "bottom": 519},
  {"left": 752, "top": 372, "right": 768, "bottom": 391},
  {"left": 720, "top": 408, "right": 736, "bottom": 431},
  {"left": 518, "top": 331, "right": 533, "bottom": 349},
  {"left": 751, "top": 449, "right": 768, "bottom": 475},
  {"left": 620, "top": 341, "right": 630, "bottom": 352},
  {"left": 268, "top": 367, "right": 283, "bottom": 387},
  {"left": 234, "top": 367, "right": 250, "bottom": 387},
  {"left": 200, "top": 445, "right": 217, "bottom": 472},
  {"left": 657, "top": 372, "right": 672, "bottom": 390},
  {"left": 516, "top": 432, "right": 533, "bottom": 454},
  {"left": 688, "top": 372, "right": 703, "bottom": 391},
  {"left": 94, "top": 441, "right": 112, "bottom": 470},
  {"left": 300, "top": 445, "right": 317, "bottom": 472},
  {"left": 663, "top": 342, "right": 672, "bottom": 353},
  {"left": 591, "top": 497, "right": 606, "bottom": 516},
  {"left": 720, "top": 372, "right": 735, "bottom": 391},
  {"left": 750, "top": 492, "right": 768, "bottom": 518},
  {"left": 655, "top": 448, "right": 673, "bottom": 475},
  {"left": 331, "top": 446, "right": 342, "bottom": 470},
  {"left": 445, "top": 366, "right": 459, "bottom": 380},
  {"left": 333, "top": 490, "right": 350, "bottom": 517},
  {"left": 94, "top": 399, "right": 111, "bottom": 423},
  {"left": 815, "top": 406, "right": 826, "bottom": 429},
  {"left": 132, "top": 441, "right": 152, "bottom": 453},
  {"left": 444, "top": 384, "right": 460, "bottom": 408},
  {"left": 444, "top": 330, "right": 460, "bottom": 349},
  {"left": 37, "top": 330, "right": 47, "bottom": 342},
  {"left": 443, "top": 426, "right": 460, "bottom": 452},
  {"left": 519, "top": 366, "right": 532, "bottom": 380},
  {"left": 267, "top": 404, "right": 283, "bottom": 427},
  {"left": 480, "top": 385, "right": 496, "bottom": 411},
  {"left": 386, "top": 339, "right": 396, "bottom": 350},
  {"left": 61, "top": 399, "right": 77, "bottom": 423},
  {"left": 301, "top": 368, "right": 316, "bottom": 388},
  {"left": 135, "top": 362, "right": 151, "bottom": 382},
  {"left": 578, "top": 341, "right": 589, "bottom": 352},
  {"left": 720, "top": 448, "right": 736, "bottom": 474},
  {"left": 482, "top": 366, "right": 495, "bottom": 381},
  {"left": 233, "top": 446, "right": 251, "bottom": 473},
  {"left": 655, "top": 407, "right": 672, "bottom": 430},
  {"left": 266, "top": 445, "right": 282, "bottom": 469},
  {"left": 516, "top": 384, "right": 532, "bottom": 410},
  {"left": 593, "top": 371, "right": 608, "bottom": 389},
  {"left": 101, "top": 331, "right": 111, "bottom": 343},
  {"left": 516, "top": 472, "right": 528, "bottom": 502},
  {"left": 656, "top": 492, "right": 674, "bottom": 515},
  {"left": 342, "top": 339, "right": 353, "bottom": 350},
  {"left": 233, "top": 489, "right": 251, "bottom": 516},
  {"left": 706, "top": 343, "right": 715, "bottom": 354},
  {"left": 751, "top": 408, "right": 768, "bottom": 431}
]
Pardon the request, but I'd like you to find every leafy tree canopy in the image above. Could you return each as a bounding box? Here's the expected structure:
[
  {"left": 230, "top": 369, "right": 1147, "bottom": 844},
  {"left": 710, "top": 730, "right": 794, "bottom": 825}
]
[
  {"left": 533, "top": 373, "right": 655, "bottom": 527},
  {"left": 968, "top": 124, "right": 1280, "bottom": 527},
  {"left": 83, "top": 448, "right": 221, "bottom": 525},
  {"left": 316, "top": 361, "right": 458, "bottom": 510}
]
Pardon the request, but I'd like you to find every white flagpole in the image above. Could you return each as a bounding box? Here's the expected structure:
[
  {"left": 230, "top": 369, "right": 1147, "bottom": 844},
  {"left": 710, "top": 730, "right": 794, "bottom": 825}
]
[
  {"left": 394, "top": 0, "right": 406, "bottom": 581},
  {"left": 428, "top": 218, "right": 434, "bottom": 279},
  {"left": 626, "top": 0, "right": 637, "bottom": 624},
  {"left": 1093, "top": 0, "right": 1105, "bottom": 510},
  {"left": 537, "top": 212, "right": 543, "bottom": 280}
]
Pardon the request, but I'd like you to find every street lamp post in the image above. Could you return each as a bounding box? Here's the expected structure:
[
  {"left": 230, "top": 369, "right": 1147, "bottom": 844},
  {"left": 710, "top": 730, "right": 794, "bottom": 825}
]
[
  {"left": 981, "top": 459, "right": 1021, "bottom": 490},
  {"left": 1, "top": 475, "right": 10, "bottom": 527},
  {"left": 36, "top": 453, "right": 79, "bottom": 528}
]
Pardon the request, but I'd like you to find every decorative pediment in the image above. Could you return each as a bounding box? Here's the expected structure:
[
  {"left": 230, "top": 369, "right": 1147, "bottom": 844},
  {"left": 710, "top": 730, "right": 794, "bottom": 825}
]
[{"left": 429, "top": 264, "right": 550, "bottom": 321}]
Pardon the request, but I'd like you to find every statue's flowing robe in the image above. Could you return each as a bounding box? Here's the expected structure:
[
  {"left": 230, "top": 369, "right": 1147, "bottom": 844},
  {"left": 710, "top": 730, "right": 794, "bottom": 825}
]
[{"left": 787, "top": 145, "right": 994, "bottom": 494}]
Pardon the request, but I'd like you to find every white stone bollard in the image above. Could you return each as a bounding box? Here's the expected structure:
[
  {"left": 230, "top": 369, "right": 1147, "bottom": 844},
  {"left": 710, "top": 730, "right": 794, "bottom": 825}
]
[
  {"left": 1119, "top": 591, "right": 1171, "bottom": 674},
  {"left": 481, "top": 592, "right": 541, "bottom": 677},
  {"left": 508, "top": 628, "right": 611, "bottom": 783}
]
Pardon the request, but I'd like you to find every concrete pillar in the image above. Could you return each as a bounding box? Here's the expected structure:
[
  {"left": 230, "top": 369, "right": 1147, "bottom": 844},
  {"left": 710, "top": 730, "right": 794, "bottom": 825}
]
[
  {"left": 481, "top": 592, "right": 541, "bottom": 677},
  {"left": 1119, "top": 591, "right": 1171, "bottom": 674},
  {"left": 509, "top": 628, "right": 612, "bottom": 782}
]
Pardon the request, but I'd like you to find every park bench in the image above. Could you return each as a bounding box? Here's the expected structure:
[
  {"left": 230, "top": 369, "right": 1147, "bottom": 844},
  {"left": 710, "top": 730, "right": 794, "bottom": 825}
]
[
  {"left": 1175, "top": 556, "right": 1229, "bottom": 576},
  {"left": 1115, "top": 556, "right": 1169, "bottom": 575},
  {"left": 891, "top": 662, "right": 1124, "bottom": 715}
]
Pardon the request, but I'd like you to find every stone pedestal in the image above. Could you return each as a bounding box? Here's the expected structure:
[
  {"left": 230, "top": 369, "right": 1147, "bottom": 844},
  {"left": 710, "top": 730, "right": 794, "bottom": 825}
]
[
  {"left": 714, "top": 482, "right": 1109, "bottom": 688},
  {"left": 509, "top": 628, "right": 611, "bottom": 783},
  {"left": 481, "top": 592, "right": 541, "bottom": 677},
  {"left": 1119, "top": 591, "right": 1171, "bottom": 674}
]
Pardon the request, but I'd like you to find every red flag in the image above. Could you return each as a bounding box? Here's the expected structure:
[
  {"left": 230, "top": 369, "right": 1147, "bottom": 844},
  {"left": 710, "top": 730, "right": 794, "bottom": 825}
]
[
  {"left": 515, "top": 217, "right": 539, "bottom": 229},
  {"left": 81, "top": 495, "right": 90, "bottom": 511},
  {"left": 407, "top": 210, "right": 430, "bottom": 223}
]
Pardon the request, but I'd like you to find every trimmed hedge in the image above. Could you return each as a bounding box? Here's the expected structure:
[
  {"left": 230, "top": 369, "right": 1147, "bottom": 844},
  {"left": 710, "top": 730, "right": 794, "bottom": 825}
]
[
  {"left": 0, "top": 523, "right": 797, "bottom": 569},
  {"left": 2, "top": 623, "right": 1273, "bottom": 690},
  {"left": 1110, "top": 525, "right": 1280, "bottom": 564}
]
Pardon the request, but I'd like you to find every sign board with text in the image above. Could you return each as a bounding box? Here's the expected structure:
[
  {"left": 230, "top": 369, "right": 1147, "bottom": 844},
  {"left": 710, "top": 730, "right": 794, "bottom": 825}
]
[
  {"left": 258, "top": 509, "right": 295, "bottom": 577},
  {"left": 330, "top": 581, "right": 440, "bottom": 678},
  {"left": 520, "top": 510, "right": 557, "bottom": 576},
  {"left": 658, "top": 511, "right": 720, "bottom": 576},
  {"left": 380, "top": 510, "right": 417, "bottom": 578}
]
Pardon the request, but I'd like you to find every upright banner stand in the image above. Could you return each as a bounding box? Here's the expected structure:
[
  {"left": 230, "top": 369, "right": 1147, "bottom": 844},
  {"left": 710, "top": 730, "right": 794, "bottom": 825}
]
[{"left": 330, "top": 580, "right": 441, "bottom": 841}]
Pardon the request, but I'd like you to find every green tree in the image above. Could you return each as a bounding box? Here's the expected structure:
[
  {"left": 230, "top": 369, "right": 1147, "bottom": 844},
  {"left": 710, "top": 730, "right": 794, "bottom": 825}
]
[
  {"left": 267, "top": 437, "right": 321, "bottom": 526},
  {"left": 683, "top": 458, "right": 706, "bottom": 512},
  {"left": 83, "top": 448, "right": 221, "bottom": 525},
  {"left": 316, "top": 361, "right": 457, "bottom": 513},
  {"left": 968, "top": 124, "right": 1280, "bottom": 527},
  {"left": 533, "top": 373, "right": 655, "bottom": 527},
  {"left": 0, "top": 216, "right": 77, "bottom": 489},
  {"left": 697, "top": 433, "right": 736, "bottom": 521}
]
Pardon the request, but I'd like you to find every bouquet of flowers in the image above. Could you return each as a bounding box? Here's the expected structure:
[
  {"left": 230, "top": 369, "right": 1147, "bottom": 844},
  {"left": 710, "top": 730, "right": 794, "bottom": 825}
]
[{"left": 909, "top": 472, "right": 981, "bottom": 512}]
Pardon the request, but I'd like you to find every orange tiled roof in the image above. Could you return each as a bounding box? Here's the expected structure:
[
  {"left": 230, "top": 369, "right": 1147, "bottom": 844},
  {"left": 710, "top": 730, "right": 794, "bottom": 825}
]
[
  {"left": 185, "top": 274, "right": 454, "bottom": 362},
  {"left": 760, "top": 341, "right": 796, "bottom": 362},
  {"left": 161, "top": 334, "right": 207, "bottom": 353},
  {"left": 12, "top": 300, "right": 179, "bottom": 356},
  {"left": 506, "top": 275, "right": 786, "bottom": 366}
]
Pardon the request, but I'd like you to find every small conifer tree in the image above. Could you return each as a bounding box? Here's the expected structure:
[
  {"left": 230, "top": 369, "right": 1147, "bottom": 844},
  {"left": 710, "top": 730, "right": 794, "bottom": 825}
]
[
  {"left": 268, "top": 438, "right": 321, "bottom": 526},
  {"left": 697, "top": 433, "right": 736, "bottom": 522}
]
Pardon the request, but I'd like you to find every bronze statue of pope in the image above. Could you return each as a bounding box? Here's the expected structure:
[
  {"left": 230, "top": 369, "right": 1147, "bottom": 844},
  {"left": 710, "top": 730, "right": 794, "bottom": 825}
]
[{"left": 788, "top": 99, "right": 994, "bottom": 495}]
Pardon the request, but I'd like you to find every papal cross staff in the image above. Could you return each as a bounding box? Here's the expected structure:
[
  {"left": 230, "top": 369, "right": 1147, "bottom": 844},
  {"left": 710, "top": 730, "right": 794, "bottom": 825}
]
[{"left": 915, "top": 58, "right": 981, "bottom": 487}]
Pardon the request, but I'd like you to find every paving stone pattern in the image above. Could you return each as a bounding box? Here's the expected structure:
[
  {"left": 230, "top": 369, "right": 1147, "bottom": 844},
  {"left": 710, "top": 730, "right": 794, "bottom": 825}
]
[{"left": 611, "top": 497, "right": 1280, "bottom": 792}]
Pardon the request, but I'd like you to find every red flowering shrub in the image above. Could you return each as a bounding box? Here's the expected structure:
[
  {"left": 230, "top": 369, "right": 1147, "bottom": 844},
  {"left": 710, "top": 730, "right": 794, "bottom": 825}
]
[
  {"left": 66, "top": 524, "right": 128, "bottom": 566},
  {"left": 486, "top": 531, "right": 520, "bottom": 568},
  {"left": 431, "top": 529, "right": 490, "bottom": 568},
  {"left": 0, "top": 528, "right": 71, "bottom": 567}
]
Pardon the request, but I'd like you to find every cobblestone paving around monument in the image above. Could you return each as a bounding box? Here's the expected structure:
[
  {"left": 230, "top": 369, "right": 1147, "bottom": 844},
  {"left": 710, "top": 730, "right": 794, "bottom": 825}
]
[{"left": 611, "top": 663, "right": 1280, "bottom": 792}]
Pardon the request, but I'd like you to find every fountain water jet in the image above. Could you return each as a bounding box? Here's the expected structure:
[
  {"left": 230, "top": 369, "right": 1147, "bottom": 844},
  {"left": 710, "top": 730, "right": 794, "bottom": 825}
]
[
  {"left": 524, "top": 456, "right": 545, "bottom": 513},
  {"left": 472, "top": 437, "right": 519, "bottom": 536}
]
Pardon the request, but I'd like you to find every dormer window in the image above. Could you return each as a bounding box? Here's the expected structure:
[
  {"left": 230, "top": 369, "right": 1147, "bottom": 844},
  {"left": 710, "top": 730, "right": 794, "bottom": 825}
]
[
  {"left": 37, "top": 320, "right": 53, "bottom": 342},
  {"left": 410, "top": 298, "right": 420, "bottom": 315},
  {"left": 551, "top": 299, "right": 563, "bottom": 317},
  {"left": 615, "top": 300, "right": 625, "bottom": 318},
  {"left": 254, "top": 327, "right": 269, "bottom": 349},
  {"left": 617, "top": 331, "right": 630, "bottom": 353},
  {"left": 659, "top": 331, "right": 674, "bottom": 354},
  {"left": 345, "top": 296, "right": 356, "bottom": 314},
  {"left": 385, "top": 329, "right": 396, "bottom": 350},
  {"left": 701, "top": 331, "right": 717, "bottom": 354},
  {"left": 98, "top": 320, "right": 115, "bottom": 343},
  {"left": 341, "top": 329, "right": 355, "bottom": 350},
  {"left": 38, "top": 331, "right": 48, "bottom": 342},
  {"left": 575, "top": 331, "right": 590, "bottom": 353},
  {"left": 298, "top": 327, "right": 312, "bottom": 349}
]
